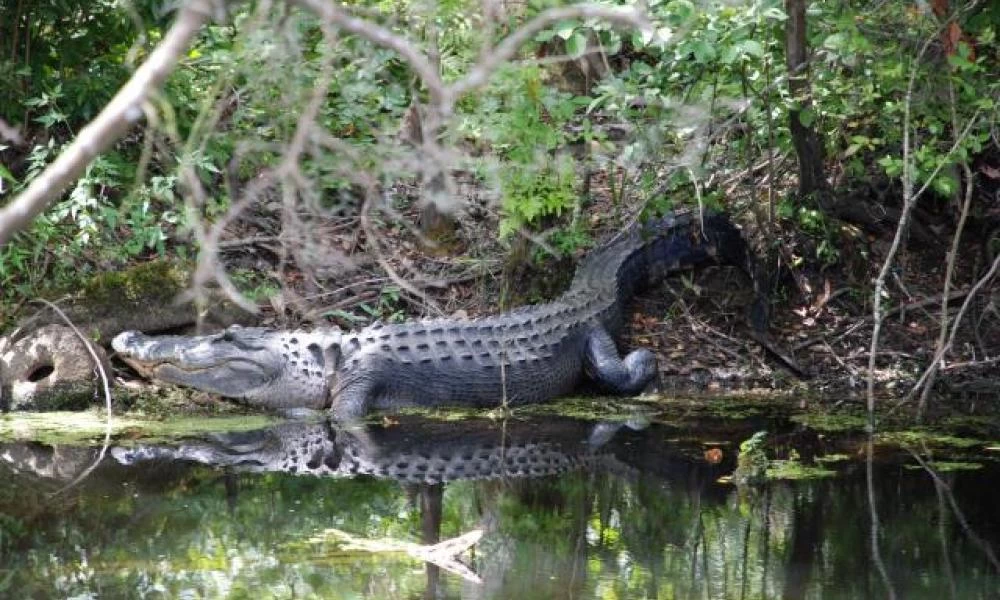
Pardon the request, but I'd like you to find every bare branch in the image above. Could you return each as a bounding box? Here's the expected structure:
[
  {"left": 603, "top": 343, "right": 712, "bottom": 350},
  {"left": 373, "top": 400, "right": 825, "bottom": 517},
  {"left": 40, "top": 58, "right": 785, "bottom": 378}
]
[
  {"left": 866, "top": 25, "right": 982, "bottom": 411},
  {"left": 0, "top": 0, "right": 226, "bottom": 247},
  {"left": 290, "top": 0, "right": 445, "bottom": 102},
  {"left": 865, "top": 30, "right": 937, "bottom": 415},
  {"left": 360, "top": 197, "right": 446, "bottom": 316},
  {"left": 907, "top": 249, "right": 1000, "bottom": 398},
  {"left": 312, "top": 527, "right": 484, "bottom": 583},
  {"left": 449, "top": 5, "right": 650, "bottom": 103},
  {"left": 294, "top": 1, "right": 649, "bottom": 114},
  {"left": 917, "top": 148, "right": 974, "bottom": 411}
]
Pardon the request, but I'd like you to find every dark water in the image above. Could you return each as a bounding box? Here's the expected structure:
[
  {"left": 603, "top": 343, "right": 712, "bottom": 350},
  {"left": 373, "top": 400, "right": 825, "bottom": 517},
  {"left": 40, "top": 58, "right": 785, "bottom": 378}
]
[{"left": 1, "top": 413, "right": 998, "bottom": 599}]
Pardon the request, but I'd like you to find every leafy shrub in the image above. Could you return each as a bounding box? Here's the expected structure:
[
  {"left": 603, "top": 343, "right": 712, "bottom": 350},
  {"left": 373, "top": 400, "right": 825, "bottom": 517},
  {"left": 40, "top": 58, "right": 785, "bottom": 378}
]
[{"left": 466, "top": 66, "right": 585, "bottom": 247}]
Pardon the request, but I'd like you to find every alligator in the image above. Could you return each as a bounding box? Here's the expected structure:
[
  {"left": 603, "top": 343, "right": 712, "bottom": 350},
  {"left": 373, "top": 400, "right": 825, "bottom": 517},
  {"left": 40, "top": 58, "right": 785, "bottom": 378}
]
[
  {"left": 113, "top": 210, "right": 769, "bottom": 419},
  {"left": 109, "top": 416, "right": 637, "bottom": 484}
]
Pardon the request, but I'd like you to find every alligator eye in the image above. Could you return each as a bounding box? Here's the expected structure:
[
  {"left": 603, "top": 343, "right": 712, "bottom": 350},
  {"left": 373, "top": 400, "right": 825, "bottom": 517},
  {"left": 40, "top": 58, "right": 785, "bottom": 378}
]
[{"left": 215, "top": 333, "right": 265, "bottom": 352}]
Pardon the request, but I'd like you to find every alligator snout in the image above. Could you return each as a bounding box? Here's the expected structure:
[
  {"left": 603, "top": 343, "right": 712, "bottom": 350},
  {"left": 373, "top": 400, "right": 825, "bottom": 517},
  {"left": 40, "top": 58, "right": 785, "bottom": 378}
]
[
  {"left": 111, "top": 330, "right": 145, "bottom": 355},
  {"left": 113, "top": 330, "right": 218, "bottom": 366}
]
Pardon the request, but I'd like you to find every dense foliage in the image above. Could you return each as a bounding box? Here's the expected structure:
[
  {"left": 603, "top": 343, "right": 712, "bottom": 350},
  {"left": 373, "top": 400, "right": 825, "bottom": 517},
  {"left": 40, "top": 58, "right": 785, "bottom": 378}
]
[{"left": 0, "top": 0, "right": 997, "bottom": 308}]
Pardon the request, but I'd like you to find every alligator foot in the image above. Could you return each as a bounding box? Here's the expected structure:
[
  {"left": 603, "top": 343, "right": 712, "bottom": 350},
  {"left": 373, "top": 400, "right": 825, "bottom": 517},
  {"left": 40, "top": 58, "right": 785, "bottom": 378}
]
[{"left": 583, "top": 326, "right": 657, "bottom": 395}]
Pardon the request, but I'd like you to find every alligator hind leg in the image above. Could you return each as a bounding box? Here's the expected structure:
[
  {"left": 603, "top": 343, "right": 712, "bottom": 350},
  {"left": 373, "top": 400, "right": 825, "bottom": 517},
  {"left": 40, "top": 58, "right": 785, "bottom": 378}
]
[{"left": 583, "top": 326, "right": 657, "bottom": 395}]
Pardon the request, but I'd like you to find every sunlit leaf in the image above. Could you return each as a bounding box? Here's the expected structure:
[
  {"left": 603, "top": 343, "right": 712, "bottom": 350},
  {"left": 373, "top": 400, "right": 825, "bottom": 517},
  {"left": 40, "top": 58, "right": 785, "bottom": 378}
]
[
  {"left": 931, "top": 174, "right": 958, "bottom": 197},
  {"left": 0, "top": 163, "right": 16, "bottom": 184},
  {"left": 555, "top": 21, "right": 577, "bottom": 41},
  {"left": 798, "top": 108, "right": 815, "bottom": 127},
  {"left": 823, "top": 33, "right": 846, "bottom": 51},
  {"left": 762, "top": 7, "right": 787, "bottom": 20},
  {"left": 692, "top": 40, "right": 716, "bottom": 63},
  {"left": 566, "top": 32, "right": 588, "bottom": 59},
  {"left": 744, "top": 40, "right": 765, "bottom": 57},
  {"left": 666, "top": 0, "right": 695, "bottom": 22}
]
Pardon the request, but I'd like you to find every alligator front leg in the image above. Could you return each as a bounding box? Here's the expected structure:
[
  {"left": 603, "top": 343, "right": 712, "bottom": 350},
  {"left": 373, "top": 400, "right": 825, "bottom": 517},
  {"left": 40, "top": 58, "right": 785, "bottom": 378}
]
[
  {"left": 329, "top": 376, "right": 374, "bottom": 421},
  {"left": 583, "top": 326, "right": 657, "bottom": 395}
]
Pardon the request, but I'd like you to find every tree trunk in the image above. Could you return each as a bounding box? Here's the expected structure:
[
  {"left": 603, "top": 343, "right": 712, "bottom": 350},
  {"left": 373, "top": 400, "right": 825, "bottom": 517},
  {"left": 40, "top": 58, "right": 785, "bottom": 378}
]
[
  {"left": 419, "top": 483, "right": 444, "bottom": 600},
  {"left": 398, "top": 101, "right": 458, "bottom": 246},
  {"left": 785, "top": 0, "right": 828, "bottom": 197}
]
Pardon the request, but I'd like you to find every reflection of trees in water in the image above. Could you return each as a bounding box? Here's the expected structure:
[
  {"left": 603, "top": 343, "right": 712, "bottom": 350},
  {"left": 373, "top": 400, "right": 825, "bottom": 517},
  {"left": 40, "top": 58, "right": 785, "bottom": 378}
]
[
  {"left": 448, "top": 466, "right": 999, "bottom": 599},
  {"left": 3, "top": 429, "right": 1000, "bottom": 598}
]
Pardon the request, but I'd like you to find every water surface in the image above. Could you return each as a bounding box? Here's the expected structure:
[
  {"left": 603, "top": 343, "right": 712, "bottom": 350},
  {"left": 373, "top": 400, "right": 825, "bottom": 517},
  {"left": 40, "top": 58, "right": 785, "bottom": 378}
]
[{"left": 1, "top": 410, "right": 998, "bottom": 599}]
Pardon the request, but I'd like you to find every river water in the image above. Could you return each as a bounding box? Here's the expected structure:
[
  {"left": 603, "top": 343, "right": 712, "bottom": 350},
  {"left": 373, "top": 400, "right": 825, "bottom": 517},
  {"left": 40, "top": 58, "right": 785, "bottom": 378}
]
[{"left": 1, "top": 409, "right": 998, "bottom": 599}]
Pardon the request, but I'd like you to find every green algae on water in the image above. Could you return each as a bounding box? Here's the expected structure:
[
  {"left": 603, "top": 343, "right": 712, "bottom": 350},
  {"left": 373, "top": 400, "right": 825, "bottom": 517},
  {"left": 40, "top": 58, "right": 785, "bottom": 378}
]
[
  {"left": 875, "top": 430, "right": 987, "bottom": 449},
  {"left": 766, "top": 460, "right": 837, "bottom": 480},
  {"left": 903, "top": 461, "right": 984, "bottom": 472},
  {"left": 0, "top": 410, "right": 280, "bottom": 446}
]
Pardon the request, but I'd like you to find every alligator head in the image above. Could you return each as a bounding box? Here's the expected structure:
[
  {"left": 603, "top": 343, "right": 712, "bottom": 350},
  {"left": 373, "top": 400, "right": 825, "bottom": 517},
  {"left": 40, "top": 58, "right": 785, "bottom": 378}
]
[{"left": 112, "top": 326, "right": 342, "bottom": 409}]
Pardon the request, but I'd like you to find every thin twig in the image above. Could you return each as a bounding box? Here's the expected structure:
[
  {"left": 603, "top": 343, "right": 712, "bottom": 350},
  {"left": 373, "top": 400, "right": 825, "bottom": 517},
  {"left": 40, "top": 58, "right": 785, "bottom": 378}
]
[
  {"left": 31, "top": 300, "right": 114, "bottom": 496},
  {"left": 866, "top": 29, "right": 944, "bottom": 416},
  {"left": 360, "top": 192, "right": 445, "bottom": 316},
  {"left": 940, "top": 356, "right": 1000, "bottom": 372},
  {"left": 906, "top": 251, "right": 1000, "bottom": 399},
  {"left": 290, "top": 0, "right": 444, "bottom": 104},
  {"left": 448, "top": 5, "right": 649, "bottom": 104},
  {"left": 916, "top": 78, "right": 978, "bottom": 414}
]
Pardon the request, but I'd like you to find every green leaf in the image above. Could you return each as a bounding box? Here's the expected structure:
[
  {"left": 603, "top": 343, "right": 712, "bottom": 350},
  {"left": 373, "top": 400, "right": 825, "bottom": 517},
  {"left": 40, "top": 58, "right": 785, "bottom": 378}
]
[
  {"left": 762, "top": 7, "right": 787, "bottom": 20},
  {"left": 977, "top": 25, "right": 995, "bottom": 45},
  {"left": 931, "top": 174, "right": 958, "bottom": 197},
  {"left": 566, "top": 32, "right": 588, "bottom": 59},
  {"left": 666, "top": 0, "right": 695, "bottom": 22},
  {"left": 822, "top": 33, "right": 846, "bottom": 51},
  {"left": 0, "top": 163, "right": 16, "bottom": 185},
  {"left": 740, "top": 40, "right": 764, "bottom": 58},
  {"left": 555, "top": 21, "right": 577, "bottom": 41},
  {"left": 632, "top": 28, "right": 655, "bottom": 48},
  {"left": 534, "top": 29, "right": 557, "bottom": 43},
  {"left": 946, "top": 52, "right": 974, "bottom": 72},
  {"left": 692, "top": 40, "right": 716, "bottom": 63},
  {"left": 721, "top": 45, "right": 739, "bottom": 65},
  {"left": 798, "top": 108, "right": 815, "bottom": 128},
  {"left": 654, "top": 26, "right": 674, "bottom": 46},
  {"left": 878, "top": 155, "right": 903, "bottom": 177},
  {"left": 598, "top": 30, "right": 622, "bottom": 55}
]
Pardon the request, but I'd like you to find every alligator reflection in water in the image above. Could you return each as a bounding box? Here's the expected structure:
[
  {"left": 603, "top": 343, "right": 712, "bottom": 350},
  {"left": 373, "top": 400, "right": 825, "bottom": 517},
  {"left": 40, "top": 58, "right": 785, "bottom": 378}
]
[
  {"left": 2, "top": 415, "right": 999, "bottom": 599},
  {"left": 109, "top": 416, "right": 649, "bottom": 484}
]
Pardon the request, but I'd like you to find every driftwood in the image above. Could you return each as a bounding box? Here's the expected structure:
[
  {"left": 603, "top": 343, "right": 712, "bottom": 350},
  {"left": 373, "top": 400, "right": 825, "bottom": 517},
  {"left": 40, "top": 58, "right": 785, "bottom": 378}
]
[{"left": 309, "top": 528, "right": 484, "bottom": 583}]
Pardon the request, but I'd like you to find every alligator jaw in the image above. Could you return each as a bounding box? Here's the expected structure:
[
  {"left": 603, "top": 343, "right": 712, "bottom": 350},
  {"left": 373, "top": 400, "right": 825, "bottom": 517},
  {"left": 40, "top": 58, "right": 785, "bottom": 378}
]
[{"left": 112, "top": 327, "right": 338, "bottom": 409}]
